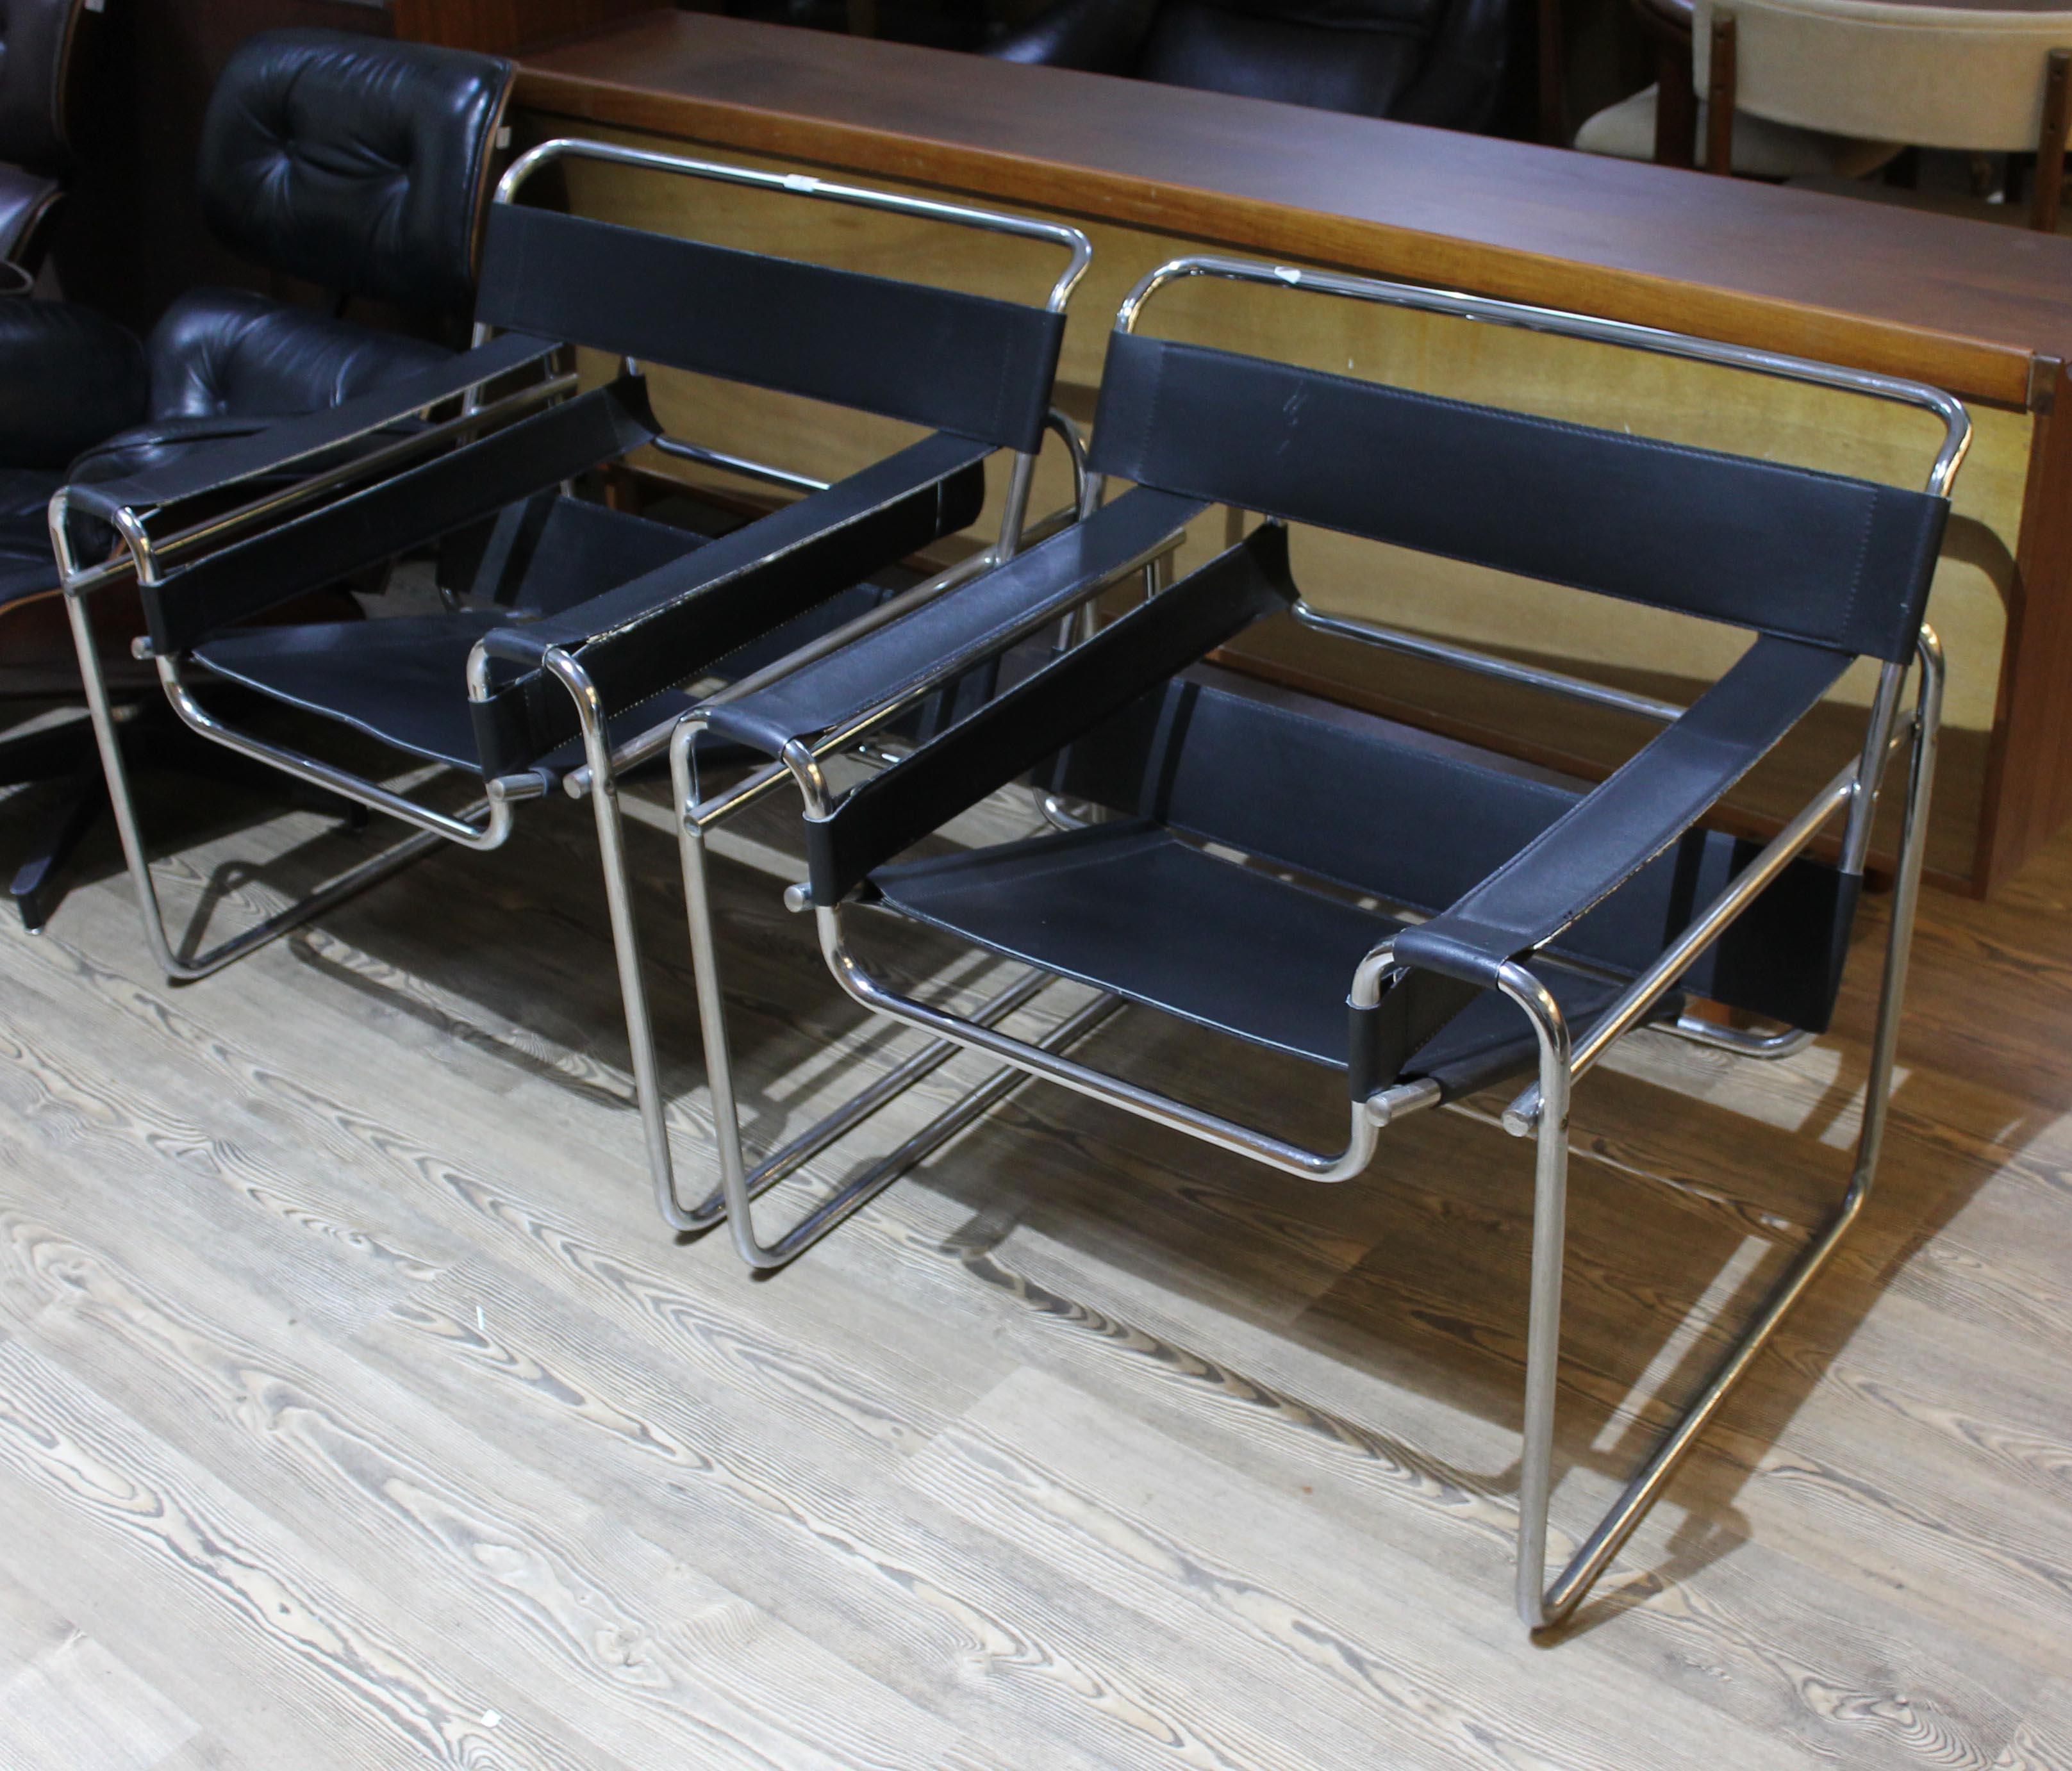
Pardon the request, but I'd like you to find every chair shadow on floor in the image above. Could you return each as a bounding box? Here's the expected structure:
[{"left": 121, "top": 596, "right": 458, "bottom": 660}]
[{"left": 19, "top": 746, "right": 2049, "bottom": 1642}]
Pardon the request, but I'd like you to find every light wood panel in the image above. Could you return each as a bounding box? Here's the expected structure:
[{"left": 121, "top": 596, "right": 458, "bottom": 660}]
[{"left": 1, "top": 699, "right": 2070, "bottom": 1765}]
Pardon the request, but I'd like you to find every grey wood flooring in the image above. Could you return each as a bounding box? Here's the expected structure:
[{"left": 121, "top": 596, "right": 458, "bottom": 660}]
[{"left": 1, "top": 741, "right": 2069, "bottom": 1770}]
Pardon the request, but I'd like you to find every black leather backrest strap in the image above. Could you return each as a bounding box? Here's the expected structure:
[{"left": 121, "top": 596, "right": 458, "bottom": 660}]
[
  {"left": 1091, "top": 331, "right": 1948, "bottom": 663},
  {"left": 468, "top": 431, "right": 990, "bottom": 776},
  {"left": 477, "top": 204, "right": 1067, "bottom": 454},
  {"left": 140, "top": 375, "right": 657, "bottom": 655},
  {"left": 0, "top": 0, "right": 78, "bottom": 171},
  {"left": 198, "top": 29, "right": 513, "bottom": 312},
  {"left": 807, "top": 522, "right": 1297, "bottom": 905}
]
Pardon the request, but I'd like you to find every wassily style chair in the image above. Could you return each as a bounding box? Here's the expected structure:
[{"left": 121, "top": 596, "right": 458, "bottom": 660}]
[
  {"left": 697, "top": 254, "right": 1966, "bottom": 1632},
  {"left": 47, "top": 138, "right": 1091, "bottom": 1205}
]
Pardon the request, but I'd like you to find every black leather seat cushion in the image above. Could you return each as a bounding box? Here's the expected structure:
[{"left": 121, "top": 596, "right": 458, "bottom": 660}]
[
  {"left": 187, "top": 490, "right": 893, "bottom": 782},
  {"left": 195, "top": 609, "right": 535, "bottom": 773},
  {"left": 192, "top": 589, "right": 891, "bottom": 784},
  {"left": 871, "top": 818, "right": 1626, "bottom": 1099}
]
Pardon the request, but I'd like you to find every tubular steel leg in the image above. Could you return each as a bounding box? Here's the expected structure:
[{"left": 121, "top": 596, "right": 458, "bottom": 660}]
[
  {"left": 1498, "top": 963, "right": 1574, "bottom": 1632},
  {"left": 1521, "top": 629, "right": 1941, "bottom": 1633},
  {"left": 720, "top": 985, "right": 1124, "bottom": 1273},
  {"left": 664, "top": 716, "right": 1128, "bottom": 1258}
]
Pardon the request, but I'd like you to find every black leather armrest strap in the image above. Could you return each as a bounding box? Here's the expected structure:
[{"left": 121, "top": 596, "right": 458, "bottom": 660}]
[
  {"left": 65, "top": 330, "right": 558, "bottom": 522},
  {"left": 806, "top": 520, "right": 1295, "bottom": 905},
  {"left": 701, "top": 484, "right": 1206, "bottom": 759},
  {"left": 468, "top": 431, "right": 991, "bottom": 775},
  {"left": 142, "top": 375, "right": 657, "bottom": 656},
  {"left": 1353, "top": 634, "right": 1852, "bottom": 1095},
  {"left": 1395, "top": 634, "right": 1850, "bottom": 988}
]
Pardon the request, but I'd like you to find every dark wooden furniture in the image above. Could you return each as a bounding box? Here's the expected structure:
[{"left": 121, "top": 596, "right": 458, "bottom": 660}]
[{"left": 514, "top": 13, "right": 2072, "bottom": 894}]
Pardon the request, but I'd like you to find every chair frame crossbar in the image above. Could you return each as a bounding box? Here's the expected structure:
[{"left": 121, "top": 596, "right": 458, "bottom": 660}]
[{"left": 695, "top": 254, "right": 1968, "bottom": 1636}]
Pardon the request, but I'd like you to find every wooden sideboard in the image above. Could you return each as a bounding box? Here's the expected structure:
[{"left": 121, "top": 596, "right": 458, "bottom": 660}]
[{"left": 515, "top": 12, "right": 2072, "bottom": 893}]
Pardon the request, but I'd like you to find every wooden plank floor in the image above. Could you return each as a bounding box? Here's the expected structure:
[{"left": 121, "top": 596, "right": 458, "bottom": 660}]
[{"left": 1, "top": 736, "right": 2069, "bottom": 1770}]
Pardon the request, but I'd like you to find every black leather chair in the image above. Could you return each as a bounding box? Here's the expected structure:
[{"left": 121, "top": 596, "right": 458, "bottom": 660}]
[
  {"left": 700, "top": 254, "right": 1962, "bottom": 1635},
  {"left": 0, "top": 28, "right": 513, "bottom": 929},
  {"left": 52, "top": 137, "right": 1088, "bottom": 1223},
  {"left": 987, "top": 0, "right": 1511, "bottom": 131},
  {"left": 0, "top": 0, "right": 93, "bottom": 268}
]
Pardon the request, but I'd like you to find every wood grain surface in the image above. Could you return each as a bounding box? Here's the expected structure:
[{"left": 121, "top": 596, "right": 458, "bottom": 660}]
[
  {"left": 517, "top": 13, "right": 2072, "bottom": 407},
  {"left": 1, "top": 727, "right": 2069, "bottom": 1768}
]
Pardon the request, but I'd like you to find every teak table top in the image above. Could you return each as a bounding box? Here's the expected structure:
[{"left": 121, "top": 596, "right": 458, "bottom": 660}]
[{"left": 517, "top": 12, "right": 2072, "bottom": 408}]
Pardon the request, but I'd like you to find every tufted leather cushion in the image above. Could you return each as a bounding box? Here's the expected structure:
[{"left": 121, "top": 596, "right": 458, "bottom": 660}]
[
  {"left": 197, "top": 29, "right": 513, "bottom": 313},
  {"left": 144, "top": 285, "right": 452, "bottom": 422},
  {"left": 0, "top": 0, "right": 78, "bottom": 172},
  {"left": 0, "top": 295, "right": 144, "bottom": 470}
]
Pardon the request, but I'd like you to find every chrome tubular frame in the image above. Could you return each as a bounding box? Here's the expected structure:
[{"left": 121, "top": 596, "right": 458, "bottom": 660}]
[
  {"left": 493, "top": 138, "right": 1095, "bottom": 623},
  {"left": 653, "top": 494, "right": 1189, "bottom": 1259},
  {"left": 1505, "top": 627, "right": 1944, "bottom": 1631},
  {"left": 774, "top": 256, "right": 1962, "bottom": 1636},
  {"left": 461, "top": 138, "right": 1098, "bottom": 1247}
]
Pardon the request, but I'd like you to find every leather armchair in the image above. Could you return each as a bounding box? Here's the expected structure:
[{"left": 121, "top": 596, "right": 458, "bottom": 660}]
[
  {"left": 0, "top": 0, "right": 93, "bottom": 265},
  {"left": 988, "top": 0, "right": 1511, "bottom": 131}
]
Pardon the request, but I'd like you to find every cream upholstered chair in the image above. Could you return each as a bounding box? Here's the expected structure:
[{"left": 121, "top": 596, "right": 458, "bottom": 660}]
[
  {"left": 1579, "top": 0, "right": 2072, "bottom": 223},
  {"left": 1572, "top": 0, "right": 1902, "bottom": 179},
  {"left": 1696, "top": 0, "right": 2072, "bottom": 226}
]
